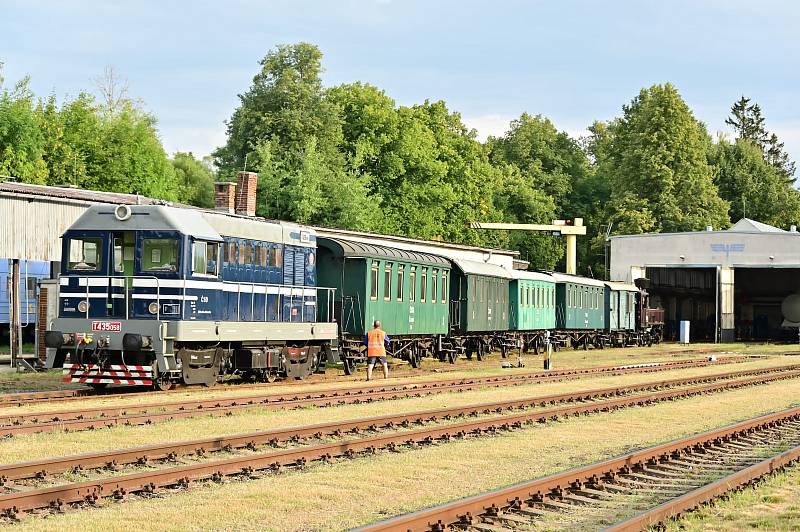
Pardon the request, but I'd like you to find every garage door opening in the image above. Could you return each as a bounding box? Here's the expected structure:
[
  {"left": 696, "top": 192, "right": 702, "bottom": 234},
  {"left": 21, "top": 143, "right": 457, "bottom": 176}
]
[
  {"left": 735, "top": 268, "right": 800, "bottom": 341},
  {"left": 645, "top": 267, "right": 717, "bottom": 342}
]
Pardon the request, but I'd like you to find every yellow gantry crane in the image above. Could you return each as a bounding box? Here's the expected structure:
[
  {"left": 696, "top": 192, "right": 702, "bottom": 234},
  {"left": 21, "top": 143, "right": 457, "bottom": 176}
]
[{"left": 469, "top": 218, "right": 586, "bottom": 275}]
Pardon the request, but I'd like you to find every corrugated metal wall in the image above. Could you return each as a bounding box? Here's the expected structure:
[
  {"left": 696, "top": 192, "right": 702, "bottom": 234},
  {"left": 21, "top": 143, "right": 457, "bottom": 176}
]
[{"left": 0, "top": 195, "right": 92, "bottom": 261}]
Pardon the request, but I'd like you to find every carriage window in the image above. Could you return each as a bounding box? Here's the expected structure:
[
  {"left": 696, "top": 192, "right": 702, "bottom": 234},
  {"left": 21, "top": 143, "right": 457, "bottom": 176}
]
[
  {"left": 270, "top": 246, "right": 282, "bottom": 268},
  {"left": 384, "top": 262, "right": 393, "bottom": 301},
  {"left": 142, "top": 238, "right": 178, "bottom": 272},
  {"left": 471, "top": 277, "right": 476, "bottom": 301},
  {"left": 370, "top": 261, "right": 379, "bottom": 300},
  {"left": 409, "top": 267, "right": 417, "bottom": 302},
  {"left": 396, "top": 265, "right": 404, "bottom": 301},
  {"left": 192, "top": 241, "right": 219, "bottom": 276},
  {"left": 441, "top": 271, "right": 448, "bottom": 303},
  {"left": 68, "top": 237, "right": 102, "bottom": 271},
  {"left": 431, "top": 269, "right": 438, "bottom": 305},
  {"left": 495, "top": 280, "right": 499, "bottom": 303},
  {"left": 421, "top": 268, "right": 428, "bottom": 303}
]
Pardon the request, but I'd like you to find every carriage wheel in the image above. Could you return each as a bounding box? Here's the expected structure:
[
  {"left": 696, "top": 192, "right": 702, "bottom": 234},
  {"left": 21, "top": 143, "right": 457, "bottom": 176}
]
[
  {"left": 447, "top": 350, "right": 458, "bottom": 364},
  {"left": 343, "top": 357, "right": 356, "bottom": 376}
]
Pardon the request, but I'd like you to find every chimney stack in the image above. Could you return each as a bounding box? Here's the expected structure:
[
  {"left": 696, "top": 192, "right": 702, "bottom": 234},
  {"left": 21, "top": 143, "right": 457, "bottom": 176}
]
[
  {"left": 214, "top": 182, "right": 236, "bottom": 214},
  {"left": 235, "top": 171, "right": 258, "bottom": 216}
]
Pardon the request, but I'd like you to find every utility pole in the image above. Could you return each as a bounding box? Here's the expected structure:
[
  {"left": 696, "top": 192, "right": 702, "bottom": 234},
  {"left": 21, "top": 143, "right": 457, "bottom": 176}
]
[
  {"left": 9, "top": 259, "right": 20, "bottom": 369},
  {"left": 469, "top": 219, "right": 587, "bottom": 275}
]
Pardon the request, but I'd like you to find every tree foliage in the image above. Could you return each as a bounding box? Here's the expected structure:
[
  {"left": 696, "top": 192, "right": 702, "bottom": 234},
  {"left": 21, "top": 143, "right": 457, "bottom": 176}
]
[
  {"left": 172, "top": 152, "right": 216, "bottom": 208},
  {"left": 599, "top": 83, "right": 730, "bottom": 233}
]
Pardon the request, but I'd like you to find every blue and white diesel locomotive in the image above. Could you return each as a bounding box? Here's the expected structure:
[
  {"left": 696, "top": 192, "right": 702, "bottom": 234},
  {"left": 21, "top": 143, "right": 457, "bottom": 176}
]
[{"left": 45, "top": 203, "right": 338, "bottom": 389}]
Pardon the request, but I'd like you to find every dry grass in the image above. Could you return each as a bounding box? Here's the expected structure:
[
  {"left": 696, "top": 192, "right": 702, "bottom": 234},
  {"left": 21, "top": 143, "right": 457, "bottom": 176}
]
[
  {"left": 0, "top": 357, "right": 792, "bottom": 464},
  {"left": 7, "top": 375, "right": 800, "bottom": 531},
  {"left": 664, "top": 464, "right": 800, "bottom": 531},
  {"left": 0, "top": 343, "right": 787, "bottom": 418}
]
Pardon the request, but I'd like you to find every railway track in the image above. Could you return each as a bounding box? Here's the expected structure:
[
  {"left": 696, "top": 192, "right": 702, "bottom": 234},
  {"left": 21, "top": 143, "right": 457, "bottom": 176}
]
[
  {"left": 1, "top": 367, "right": 798, "bottom": 519},
  {"left": 0, "top": 362, "right": 795, "bottom": 438},
  {"left": 0, "top": 356, "right": 753, "bottom": 407},
  {"left": 359, "top": 407, "right": 800, "bottom": 531}
]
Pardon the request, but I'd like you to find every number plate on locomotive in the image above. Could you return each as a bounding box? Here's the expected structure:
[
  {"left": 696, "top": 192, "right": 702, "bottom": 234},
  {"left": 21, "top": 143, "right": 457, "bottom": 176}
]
[{"left": 91, "top": 321, "right": 122, "bottom": 332}]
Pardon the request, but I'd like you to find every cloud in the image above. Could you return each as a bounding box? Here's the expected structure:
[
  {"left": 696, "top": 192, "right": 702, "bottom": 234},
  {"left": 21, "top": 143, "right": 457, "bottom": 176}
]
[
  {"left": 160, "top": 126, "right": 227, "bottom": 160},
  {"left": 462, "top": 114, "right": 514, "bottom": 142}
]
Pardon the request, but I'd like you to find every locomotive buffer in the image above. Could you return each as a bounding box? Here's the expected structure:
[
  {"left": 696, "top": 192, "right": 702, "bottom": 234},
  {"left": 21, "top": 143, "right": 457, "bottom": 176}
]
[{"left": 468, "top": 219, "right": 586, "bottom": 275}]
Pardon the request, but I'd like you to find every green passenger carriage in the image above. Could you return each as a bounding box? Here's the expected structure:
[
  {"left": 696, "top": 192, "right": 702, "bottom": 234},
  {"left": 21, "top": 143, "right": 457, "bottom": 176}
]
[
  {"left": 508, "top": 270, "right": 556, "bottom": 353},
  {"left": 316, "top": 236, "right": 451, "bottom": 371},
  {"left": 551, "top": 273, "right": 607, "bottom": 349},
  {"left": 447, "top": 259, "right": 511, "bottom": 360},
  {"left": 605, "top": 281, "right": 650, "bottom": 346}
]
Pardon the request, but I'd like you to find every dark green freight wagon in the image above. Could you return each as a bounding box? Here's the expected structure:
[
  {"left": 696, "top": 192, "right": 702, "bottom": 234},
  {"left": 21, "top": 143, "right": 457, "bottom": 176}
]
[
  {"left": 604, "top": 281, "right": 642, "bottom": 347},
  {"left": 316, "top": 237, "right": 450, "bottom": 371},
  {"left": 447, "top": 259, "right": 511, "bottom": 360}
]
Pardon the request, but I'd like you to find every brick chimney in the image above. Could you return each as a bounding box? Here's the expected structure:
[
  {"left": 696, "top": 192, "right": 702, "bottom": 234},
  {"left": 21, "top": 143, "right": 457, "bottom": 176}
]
[
  {"left": 214, "top": 182, "right": 237, "bottom": 214},
  {"left": 235, "top": 171, "right": 258, "bottom": 216}
]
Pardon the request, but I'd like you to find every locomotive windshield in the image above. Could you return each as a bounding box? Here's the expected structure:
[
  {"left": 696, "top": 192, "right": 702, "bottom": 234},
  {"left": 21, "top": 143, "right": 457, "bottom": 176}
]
[
  {"left": 67, "top": 237, "right": 102, "bottom": 271},
  {"left": 141, "top": 238, "right": 179, "bottom": 272}
]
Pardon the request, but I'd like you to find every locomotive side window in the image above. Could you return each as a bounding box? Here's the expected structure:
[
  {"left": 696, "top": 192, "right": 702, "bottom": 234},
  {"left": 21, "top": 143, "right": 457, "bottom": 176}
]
[
  {"left": 142, "top": 238, "right": 178, "bottom": 272},
  {"left": 68, "top": 237, "right": 102, "bottom": 271},
  {"left": 370, "top": 261, "right": 379, "bottom": 300},
  {"left": 260, "top": 245, "right": 268, "bottom": 267},
  {"left": 192, "top": 241, "right": 219, "bottom": 276},
  {"left": 270, "top": 246, "right": 282, "bottom": 267}
]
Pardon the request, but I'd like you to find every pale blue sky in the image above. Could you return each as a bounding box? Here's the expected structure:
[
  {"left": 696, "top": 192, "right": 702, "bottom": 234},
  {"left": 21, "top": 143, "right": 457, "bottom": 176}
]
[{"left": 2, "top": 0, "right": 799, "bottom": 161}]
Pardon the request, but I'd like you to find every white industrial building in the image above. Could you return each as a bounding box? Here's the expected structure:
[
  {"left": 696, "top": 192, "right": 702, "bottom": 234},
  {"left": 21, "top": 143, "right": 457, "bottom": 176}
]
[{"left": 610, "top": 219, "right": 800, "bottom": 342}]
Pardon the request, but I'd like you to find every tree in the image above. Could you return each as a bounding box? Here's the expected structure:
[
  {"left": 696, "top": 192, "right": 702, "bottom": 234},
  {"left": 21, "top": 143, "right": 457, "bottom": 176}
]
[
  {"left": 214, "top": 43, "right": 343, "bottom": 177},
  {"left": 601, "top": 83, "right": 729, "bottom": 233},
  {"left": 711, "top": 138, "right": 800, "bottom": 227},
  {"left": 0, "top": 76, "right": 49, "bottom": 182},
  {"left": 94, "top": 66, "right": 131, "bottom": 115},
  {"left": 172, "top": 152, "right": 215, "bottom": 208},
  {"left": 488, "top": 113, "right": 590, "bottom": 208},
  {"left": 725, "top": 96, "right": 796, "bottom": 180}
]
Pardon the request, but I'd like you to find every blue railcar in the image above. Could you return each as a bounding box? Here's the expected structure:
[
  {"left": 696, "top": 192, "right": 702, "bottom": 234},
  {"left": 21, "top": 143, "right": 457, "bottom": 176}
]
[
  {"left": 0, "top": 259, "right": 49, "bottom": 329},
  {"left": 46, "top": 204, "right": 338, "bottom": 388}
]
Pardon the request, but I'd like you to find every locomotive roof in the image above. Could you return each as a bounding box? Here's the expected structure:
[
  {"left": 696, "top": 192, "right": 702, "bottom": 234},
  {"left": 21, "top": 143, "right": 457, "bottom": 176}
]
[
  {"left": 548, "top": 272, "right": 606, "bottom": 287},
  {"left": 451, "top": 258, "right": 512, "bottom": 279},
  {"left": 67, "top": 205, "right": 223, "bottom": 241},
  {"left": 318, "top": 236, "right": 450, "bottom": 266},
  {"left": 510, "top": 270, "right": 556, "bottom": 283},
  {"left": 604, "top": 281, "right": 640, "bottom": 292}
]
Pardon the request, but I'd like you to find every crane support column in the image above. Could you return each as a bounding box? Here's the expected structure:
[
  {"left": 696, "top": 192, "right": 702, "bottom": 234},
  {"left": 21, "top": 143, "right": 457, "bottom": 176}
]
[{"left": 565, "top": 234, "right": 577, "bottom": 275}]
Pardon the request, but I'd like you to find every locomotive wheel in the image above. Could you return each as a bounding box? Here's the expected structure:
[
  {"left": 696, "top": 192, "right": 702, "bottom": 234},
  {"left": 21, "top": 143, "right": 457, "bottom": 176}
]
[
  {"left": 154, "top": 377, "right": 174, "bottom": 391},
  {"left": 343, "top": 357, "right": 356, "bottom": 376},
  {"left": 89, "top": 383, "right": 108, "bottom": 391}
]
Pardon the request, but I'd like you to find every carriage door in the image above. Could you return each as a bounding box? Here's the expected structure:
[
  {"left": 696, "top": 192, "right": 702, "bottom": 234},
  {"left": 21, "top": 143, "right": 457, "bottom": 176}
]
[{"left": 112, "top": 232, "right": 135, "bottom": 318}]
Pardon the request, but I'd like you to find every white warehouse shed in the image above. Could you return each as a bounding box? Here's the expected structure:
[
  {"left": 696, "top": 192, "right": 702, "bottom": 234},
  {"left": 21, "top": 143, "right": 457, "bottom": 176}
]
[{"left": 610, "top": 218, "right": 800, "bottom": 343}]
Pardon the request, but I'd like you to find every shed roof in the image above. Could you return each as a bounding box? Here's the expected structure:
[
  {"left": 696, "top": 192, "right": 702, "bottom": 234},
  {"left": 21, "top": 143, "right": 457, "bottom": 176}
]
[
  {"left": 318, "top": 236, "right": 450, "bottom": 266},
  {"left": 549, "top": 272, "right": 606, "bottom": 287},
  {"left": 0, "top": 181, "right": 173, "bottom": 206},
  {"left": 451, "top": 258, "right": 512, "bottom": 279}
]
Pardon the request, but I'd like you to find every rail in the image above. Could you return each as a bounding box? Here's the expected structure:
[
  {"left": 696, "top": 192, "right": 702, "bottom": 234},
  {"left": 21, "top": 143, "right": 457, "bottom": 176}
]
[{"left": 60, "top": 275, "right": 336, "bottom": 323}]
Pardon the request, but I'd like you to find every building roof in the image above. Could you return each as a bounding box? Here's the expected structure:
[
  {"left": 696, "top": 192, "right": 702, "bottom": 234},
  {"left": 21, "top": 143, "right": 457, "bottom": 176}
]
[
  {"left": 0, "top": 181, "right": 172, "bottom": 206},
  {"left": 728, "top": 218, "right": 787, "bottom": 233},
  {"left": 317, "top": 236, "right": 450, "bottom": 267}
]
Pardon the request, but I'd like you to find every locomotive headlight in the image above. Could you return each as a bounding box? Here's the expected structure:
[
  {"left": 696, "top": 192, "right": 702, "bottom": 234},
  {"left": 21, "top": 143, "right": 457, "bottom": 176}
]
[
  {"left": 148, "top": 302, "right": 159, "bottom": 315},
  {"left": 77, "top": 301, "right": 89, "bottom": 313}
]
